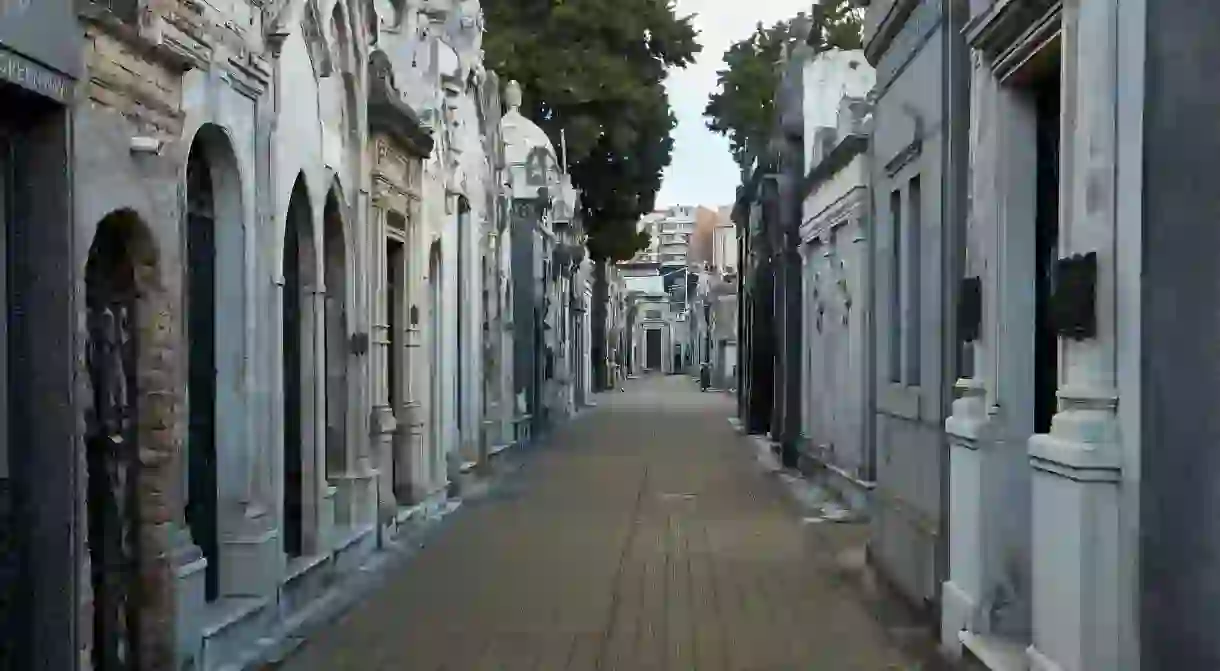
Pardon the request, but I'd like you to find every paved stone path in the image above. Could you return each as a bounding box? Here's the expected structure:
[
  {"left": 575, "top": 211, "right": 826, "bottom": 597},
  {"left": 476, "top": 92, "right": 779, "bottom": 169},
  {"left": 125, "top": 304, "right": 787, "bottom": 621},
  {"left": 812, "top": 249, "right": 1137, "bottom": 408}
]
[{"left": 277, "top": 375, "right": 921, "bottom": 670}]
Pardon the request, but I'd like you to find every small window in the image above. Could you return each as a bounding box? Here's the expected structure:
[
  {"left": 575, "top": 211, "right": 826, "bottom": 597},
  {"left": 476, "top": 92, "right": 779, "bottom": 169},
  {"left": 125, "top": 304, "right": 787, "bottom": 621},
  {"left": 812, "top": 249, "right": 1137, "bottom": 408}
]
[
  {"left": 906, "top": 176, "right": 922, "bottom": 386},
  {"left": 889, "top": 189, "right": 902, "bottom": 384}
]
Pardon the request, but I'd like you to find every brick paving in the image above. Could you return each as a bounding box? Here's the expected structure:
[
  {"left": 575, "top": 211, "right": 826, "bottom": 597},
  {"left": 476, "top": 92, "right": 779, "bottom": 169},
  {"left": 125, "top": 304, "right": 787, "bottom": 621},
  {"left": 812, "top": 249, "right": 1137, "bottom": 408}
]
[{"left": 277, "top": 375, "right": 922, "bottom": 671}]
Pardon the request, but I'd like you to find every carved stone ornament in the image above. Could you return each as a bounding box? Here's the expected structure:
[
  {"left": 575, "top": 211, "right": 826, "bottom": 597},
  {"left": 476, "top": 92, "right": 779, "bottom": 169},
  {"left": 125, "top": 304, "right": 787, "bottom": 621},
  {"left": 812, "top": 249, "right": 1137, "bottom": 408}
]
[
  {"left": 505, "top": 79, "right": 522, "bottom": 111},
  {"left": 302, "top": 0, "right": 334, "bottom": 77}
]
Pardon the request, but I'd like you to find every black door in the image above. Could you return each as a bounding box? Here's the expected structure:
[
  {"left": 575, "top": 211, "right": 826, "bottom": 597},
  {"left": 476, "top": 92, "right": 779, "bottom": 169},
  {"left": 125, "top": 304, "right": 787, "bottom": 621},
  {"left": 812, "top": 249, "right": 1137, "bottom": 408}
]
[
  {"left": 282, "top": 188, "right": 306, "bottom": 558},
  {"left": 1034, "top": 74, "right": 1061, "bottom": 434},
  {"left": 185, "top": 147, "right": 219, "bottom": 600},
  {"left": 646, "top": 329, "right": 662, "bottom": 370},
  {"left": 387, "top": 239, "right": 403, "bottom": 495},
  {"left": 0, "top": 127, "right": 17, "bottom": 671}
]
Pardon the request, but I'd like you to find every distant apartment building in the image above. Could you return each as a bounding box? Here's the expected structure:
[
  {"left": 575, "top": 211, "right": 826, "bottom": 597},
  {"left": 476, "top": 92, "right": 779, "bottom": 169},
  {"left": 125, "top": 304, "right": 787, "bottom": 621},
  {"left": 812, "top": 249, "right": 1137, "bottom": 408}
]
[
  {"left": 630, "top": 206, "right": 698, "bottom": 294},
  {"left": 713, "top": 206, "right": 739, "bottom": 278},
  {"left": 655, "top": 205, "right": 697, "bottom": 271}
]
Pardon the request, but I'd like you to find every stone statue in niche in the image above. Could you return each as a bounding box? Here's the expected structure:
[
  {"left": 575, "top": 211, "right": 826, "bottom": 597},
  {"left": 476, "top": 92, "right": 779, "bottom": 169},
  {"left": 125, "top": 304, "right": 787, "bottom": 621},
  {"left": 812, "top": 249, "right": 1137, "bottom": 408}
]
[{"left": 302, "top": 0, "right": 335, "bottom": 77}]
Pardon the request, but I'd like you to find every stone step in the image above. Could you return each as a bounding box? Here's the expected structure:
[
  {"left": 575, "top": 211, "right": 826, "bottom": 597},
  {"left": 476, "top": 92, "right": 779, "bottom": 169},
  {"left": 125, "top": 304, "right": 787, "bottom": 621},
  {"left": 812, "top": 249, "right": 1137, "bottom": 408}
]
[
  {"left": 331, "top": 525, "right": 377, "bottom": 576},
  {"left": 280, "top": 553, "right": 334, "bottom": 619},
  {"left": 197, "top": 596, "right": 272, "bottom": 671},
  {"left": 960, "top": 632, "right": 1029, "bottom": 671}
]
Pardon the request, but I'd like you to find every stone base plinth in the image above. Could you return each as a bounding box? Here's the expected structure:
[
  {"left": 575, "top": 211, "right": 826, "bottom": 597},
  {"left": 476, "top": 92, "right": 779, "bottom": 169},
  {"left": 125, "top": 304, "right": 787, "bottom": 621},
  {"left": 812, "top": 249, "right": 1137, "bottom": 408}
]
[
  {"left": 218, "top": 504, "right": 279, "bottom": 598},
  {"left": 331, "top": 470, "right": 376, "bottom": 532},
  {"left": 1028, "top": 431, "right": 1121, "bottom": 671}
]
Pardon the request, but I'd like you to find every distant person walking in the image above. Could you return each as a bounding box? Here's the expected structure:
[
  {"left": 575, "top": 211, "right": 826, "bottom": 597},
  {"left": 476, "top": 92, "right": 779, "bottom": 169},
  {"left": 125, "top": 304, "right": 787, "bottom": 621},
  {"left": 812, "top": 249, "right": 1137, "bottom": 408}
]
[{"left": 614, "top": 352, "right": 626, "bottom": 391}]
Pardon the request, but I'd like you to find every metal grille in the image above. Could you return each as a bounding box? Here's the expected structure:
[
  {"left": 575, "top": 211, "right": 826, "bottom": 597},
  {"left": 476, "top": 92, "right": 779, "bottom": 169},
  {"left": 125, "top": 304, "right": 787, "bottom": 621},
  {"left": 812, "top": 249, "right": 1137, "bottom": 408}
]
[{"left": 85, "top": 217, "right": 142, "bottom": 671}]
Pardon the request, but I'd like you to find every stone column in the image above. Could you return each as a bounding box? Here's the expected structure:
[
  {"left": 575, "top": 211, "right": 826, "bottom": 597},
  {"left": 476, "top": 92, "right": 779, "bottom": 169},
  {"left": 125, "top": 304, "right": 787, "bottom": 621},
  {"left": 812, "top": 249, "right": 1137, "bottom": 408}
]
[
  {"left": 307, "top": 283, "right": 334, "bottom": 554},
  {"left": 352, "top": 187, "right": 376, "bottom": 529},
  {"left": 1026, "top": 2, "right": 1122, "bottom": 669},
  {"left": 779, "top": 163, "right": 804, "bottom": 468},
  {"left": 482, "top": 229, "right": 502, "bottom": 454},
  {"left": 942, "top": 54, "right": 1019, "bottom": 652},
  {"left": 403, "top": 211, "right": 427, "bottom": 502},
  {"left": 368, "top": 203, "right": 398, "bottom": 529}
]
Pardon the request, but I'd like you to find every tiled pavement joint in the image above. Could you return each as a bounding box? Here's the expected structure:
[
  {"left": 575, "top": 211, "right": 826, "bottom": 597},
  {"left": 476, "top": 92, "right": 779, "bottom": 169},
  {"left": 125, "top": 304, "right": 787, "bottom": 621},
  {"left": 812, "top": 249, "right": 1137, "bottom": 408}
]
[{"left": 593, "top": 464, "right": 648, "bottom": 670}]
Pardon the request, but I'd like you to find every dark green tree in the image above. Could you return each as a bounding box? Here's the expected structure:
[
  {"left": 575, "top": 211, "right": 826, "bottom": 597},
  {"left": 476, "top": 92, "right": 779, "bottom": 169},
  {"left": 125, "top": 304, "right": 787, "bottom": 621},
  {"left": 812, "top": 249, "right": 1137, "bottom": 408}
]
[
  {"left": 809, "top": 0, "right": 865, "bottom": 53},
  {"left": 704, "top": 1, "right": 863, "bottom": 172},
  {"left": 484, "top": 0, "right": 700, "bottom": 262}
]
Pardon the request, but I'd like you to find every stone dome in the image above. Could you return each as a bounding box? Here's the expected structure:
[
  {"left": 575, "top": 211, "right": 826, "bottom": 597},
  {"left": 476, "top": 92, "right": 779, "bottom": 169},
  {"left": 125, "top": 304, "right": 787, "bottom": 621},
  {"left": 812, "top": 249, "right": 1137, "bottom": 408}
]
[{"left": 499, "top": 80, "right": 559, "bottom": 193}]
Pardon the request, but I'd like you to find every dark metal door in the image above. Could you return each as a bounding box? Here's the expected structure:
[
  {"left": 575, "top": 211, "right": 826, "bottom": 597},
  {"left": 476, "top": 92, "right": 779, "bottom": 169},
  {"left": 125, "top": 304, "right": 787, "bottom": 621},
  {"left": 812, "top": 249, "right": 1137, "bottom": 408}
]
[
  {"left": 387, "top": 239, "right": 404, "bottom": 496},
  {"left": 428, "top": 249, "right": 442, "bottom": 483},
  {"left": 85, "top": 217, "right": 141, "bottom": 671},
  {"left": 185, "top": 147, "right": 219, "bottom": 600},
  {"left": 0, "top": 127, "right": 17, "bottom": 671},
  {"left": 646, "top": 329, "right": 661, "bottom": 370},
  {"left": 283, "top": 191, "right": 305, "bottom": 558},
  {"left": 1034, "top": 78, "right": 1061, "bottom": 435}
]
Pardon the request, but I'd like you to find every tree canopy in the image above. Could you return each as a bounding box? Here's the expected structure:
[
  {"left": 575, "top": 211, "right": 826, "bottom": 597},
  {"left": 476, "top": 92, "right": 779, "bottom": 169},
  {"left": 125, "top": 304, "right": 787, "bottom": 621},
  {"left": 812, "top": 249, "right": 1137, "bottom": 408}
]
[
  {"left": 703, "top": 0, "right": 863, "bottom": 172},
  {"left": 483, "top": 0, "right": 700, "bottom": 261}
]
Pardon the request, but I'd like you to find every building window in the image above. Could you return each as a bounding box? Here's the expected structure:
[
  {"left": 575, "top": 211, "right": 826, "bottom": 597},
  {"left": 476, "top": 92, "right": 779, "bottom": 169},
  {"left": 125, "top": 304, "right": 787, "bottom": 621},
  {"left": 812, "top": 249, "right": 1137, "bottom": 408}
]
[
  {"left": 906, "top": 176, "right": 921, "bottom": 386},
  {"left": 889, "top": 189, "right": 902, "bottom": 383},
  {"left": 888, "top": 176, "right": 923, "bottom": 387}
]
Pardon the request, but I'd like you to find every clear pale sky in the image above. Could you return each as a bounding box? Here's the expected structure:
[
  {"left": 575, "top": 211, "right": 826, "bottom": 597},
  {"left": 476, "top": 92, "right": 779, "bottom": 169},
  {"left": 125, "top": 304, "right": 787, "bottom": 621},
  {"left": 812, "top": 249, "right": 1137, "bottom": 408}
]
[{"left": 655, "top": 0, "right": 814, "bottom": 210}]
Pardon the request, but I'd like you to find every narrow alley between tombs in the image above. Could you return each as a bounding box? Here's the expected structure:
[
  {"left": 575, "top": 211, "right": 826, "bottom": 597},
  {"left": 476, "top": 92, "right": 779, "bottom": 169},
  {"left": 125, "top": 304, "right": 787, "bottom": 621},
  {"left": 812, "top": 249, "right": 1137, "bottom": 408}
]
[{"left": 273, "top": 375, "right": 929, "bottom": 671}]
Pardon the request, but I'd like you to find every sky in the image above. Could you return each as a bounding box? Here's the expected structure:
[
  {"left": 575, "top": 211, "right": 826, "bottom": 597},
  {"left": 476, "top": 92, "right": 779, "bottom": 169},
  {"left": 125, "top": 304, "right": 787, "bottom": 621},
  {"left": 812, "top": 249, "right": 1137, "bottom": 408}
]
[{"left": 655, "top": 0, "right": 814, "bottom": 211}]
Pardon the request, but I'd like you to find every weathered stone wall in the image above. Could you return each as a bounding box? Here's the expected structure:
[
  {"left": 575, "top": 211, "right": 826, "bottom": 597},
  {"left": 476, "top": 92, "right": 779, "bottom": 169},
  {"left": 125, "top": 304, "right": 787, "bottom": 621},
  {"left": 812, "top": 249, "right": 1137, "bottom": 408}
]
[
  {"left": 84, "top": 27, "right": 185, "bottom": 138},
  {"left": 76, "top": 1, "right": 273, "bottom": 668},
  {"left": 864, "top": 0, "right": 952, "bottom": 612},
  {"left": 74, "top": 98, "right": 186, "bottom": 670}
]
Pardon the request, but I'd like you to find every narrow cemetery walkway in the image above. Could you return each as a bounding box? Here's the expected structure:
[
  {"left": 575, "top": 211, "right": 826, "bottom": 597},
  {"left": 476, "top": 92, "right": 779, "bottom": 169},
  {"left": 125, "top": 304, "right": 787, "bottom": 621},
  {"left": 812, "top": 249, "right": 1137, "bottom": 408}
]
[{"left": 275, "top": 375, "right": 923, "bottom": 670}]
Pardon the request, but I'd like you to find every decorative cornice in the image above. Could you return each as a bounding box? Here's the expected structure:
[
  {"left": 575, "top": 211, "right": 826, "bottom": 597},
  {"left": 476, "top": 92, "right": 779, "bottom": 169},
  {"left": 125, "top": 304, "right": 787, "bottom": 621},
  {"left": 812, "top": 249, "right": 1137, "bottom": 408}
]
[
  {"left": 801, "top": 133, "right": 868, "bottom": 199},
  {"left": 371, "top": 176, "right": 412, "bottom": 212},
  {"left": 800, "top": 186, "right": 868, "bottom": 244},
  {"left": 966, "top": 0, "right": 1062, "bottom": 82},
  {"left": 870, "top": 0, "right": 943, "bottom": 97},
  {"left": 864, "top": 0, "right": 924, "bottom": 66},
  {"left": 80, "top": 5, "right": 213, "bottom": 72},
  {"left": 225, "top": 51, "right": 271, "bottom": 97},
  {"left": 301, "top": 0, "right": 332, "bottom": 77},
  {"left": 368, "top": 52, "right": 435, "bottom": 158}
]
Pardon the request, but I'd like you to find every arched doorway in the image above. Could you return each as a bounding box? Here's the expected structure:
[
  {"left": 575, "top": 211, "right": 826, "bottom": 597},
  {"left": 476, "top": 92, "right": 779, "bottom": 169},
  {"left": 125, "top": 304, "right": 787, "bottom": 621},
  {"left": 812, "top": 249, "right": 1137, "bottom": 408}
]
[
  {"left": 185, "top": 138, "right": 219, "bottom": 601},
  {"left": 427, "top": 242, "right": 442, "bottom": 486},
  {"left": 323, "top": 190, "right": 348, "bottom": 479},
  {"left": 283, "top": 176, "right": 315, "bottom": 558},
  {"left": 84, "top": 211, "right": 147, "bottom": 671}
]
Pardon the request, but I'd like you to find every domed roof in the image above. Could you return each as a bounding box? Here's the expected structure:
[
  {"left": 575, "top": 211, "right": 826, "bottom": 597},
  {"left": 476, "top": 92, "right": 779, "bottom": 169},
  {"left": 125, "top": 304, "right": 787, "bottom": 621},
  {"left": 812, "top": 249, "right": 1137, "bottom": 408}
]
[{"left": 500, "top": 80, "right": 557, "bottom": 168}]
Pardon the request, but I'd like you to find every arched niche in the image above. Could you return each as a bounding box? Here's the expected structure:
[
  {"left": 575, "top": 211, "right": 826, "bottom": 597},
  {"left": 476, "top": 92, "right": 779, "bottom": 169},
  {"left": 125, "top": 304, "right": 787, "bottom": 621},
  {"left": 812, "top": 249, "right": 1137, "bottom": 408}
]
[
  {"left": 83, "top": 208, "right": 175, "bottom": 671},
  {"left": 323, "top": 185, "right": 350, "bottom": 479},
  {"left": 426, "top": 240, "right": 443, "bottom": 487},
  {"left": 282, "top": 174, "right": 317, "bottom": 558},
  {"left": 183, "top": 123, "right": 245, "bottom": 602}
]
